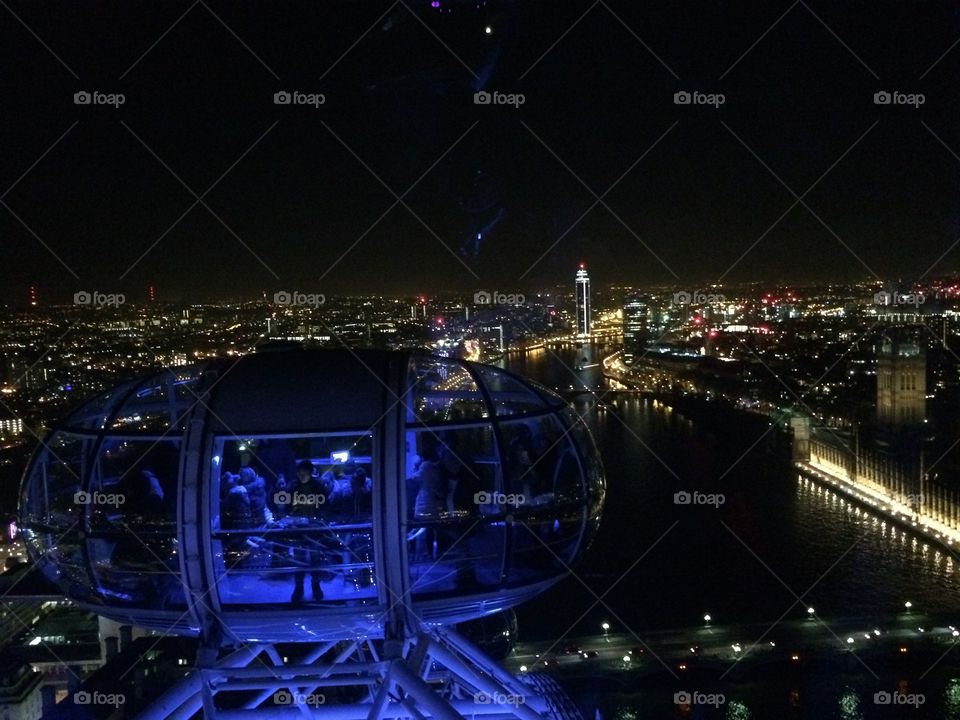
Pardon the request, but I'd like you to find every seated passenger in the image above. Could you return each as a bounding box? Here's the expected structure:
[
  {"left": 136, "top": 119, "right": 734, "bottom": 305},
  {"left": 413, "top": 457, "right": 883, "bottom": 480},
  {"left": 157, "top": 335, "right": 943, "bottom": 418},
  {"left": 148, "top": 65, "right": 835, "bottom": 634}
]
[
  {"left": 413, "top": 446, "right": 446, "bottom": 519},
  {"left": 507, "top": 426, "right": 538, "bottom": 499},
  {"left": 319, "top": 464, "right": 344, "bottom": 496},
  {"left": 220, "top": 473, "right": 252, "bottom": 530},
  {"left": 239, "top": 467, "right": 271, "bottom": 526},
  {"left": 438, "top": 443, "right": 468, "bottom": 513},
  {"left": 119, "top": 467, "right": 166, "bottom": 524},
  {"left": 271, "top": 474, "right": 290, "bottom": 518}
]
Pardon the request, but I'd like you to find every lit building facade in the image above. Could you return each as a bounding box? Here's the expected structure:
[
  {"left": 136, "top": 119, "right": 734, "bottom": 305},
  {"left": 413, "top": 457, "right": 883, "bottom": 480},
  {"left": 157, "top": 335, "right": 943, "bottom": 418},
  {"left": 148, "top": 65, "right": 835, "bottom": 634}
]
[
  {"left": 575, "top": 264, "right": 591, "bottom": 338},
  {"left": 877, "top": 332, "right": 926, "bottom": 427},
  {"left": 0, "top": 418, "right": 23, "bottom": 437},
  {"left": 622, "top": 293, "right": 648, "bottom": 364}
]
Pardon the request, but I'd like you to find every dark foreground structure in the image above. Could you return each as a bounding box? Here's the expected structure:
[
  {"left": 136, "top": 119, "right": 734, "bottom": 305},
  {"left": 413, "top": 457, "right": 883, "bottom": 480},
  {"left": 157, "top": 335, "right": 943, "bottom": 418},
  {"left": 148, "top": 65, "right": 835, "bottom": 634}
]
[{"left": 20, "top": 348, "right": 604, "bottom": 718}]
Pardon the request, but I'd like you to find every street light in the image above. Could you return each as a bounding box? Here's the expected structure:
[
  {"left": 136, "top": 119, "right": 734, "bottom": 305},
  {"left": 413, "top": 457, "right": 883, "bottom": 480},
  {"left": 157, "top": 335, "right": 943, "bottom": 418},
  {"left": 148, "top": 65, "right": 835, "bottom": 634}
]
[
  {"left": 703, "top": 614, "right": 712, "bottom": 624},
  {"left": 807, "top": 607, "right": 815, "bottom": 616},
  {"left": 601, "top": 622, "right": 610, "bottom": 642},
  {"left": 905, "top": 601, "right": 913, "bottom": 610}
]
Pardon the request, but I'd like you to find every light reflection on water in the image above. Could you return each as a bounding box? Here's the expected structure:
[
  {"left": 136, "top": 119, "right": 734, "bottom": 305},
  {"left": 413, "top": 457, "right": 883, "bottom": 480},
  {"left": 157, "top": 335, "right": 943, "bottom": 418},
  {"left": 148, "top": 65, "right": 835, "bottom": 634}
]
[
  {"left": 509, "top": 344, "right": 960, "bottom": 626},
  {"left": 505, "top": 343, "right": 960, "bottom": 719}
]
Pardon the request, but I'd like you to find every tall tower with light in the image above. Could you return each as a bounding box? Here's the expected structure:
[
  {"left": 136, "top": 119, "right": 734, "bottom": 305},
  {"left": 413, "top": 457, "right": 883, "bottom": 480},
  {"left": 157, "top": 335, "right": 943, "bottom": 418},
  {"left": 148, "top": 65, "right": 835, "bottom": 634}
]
[{"left": 575, "top": 263, "right": 591, "bottom": 338}]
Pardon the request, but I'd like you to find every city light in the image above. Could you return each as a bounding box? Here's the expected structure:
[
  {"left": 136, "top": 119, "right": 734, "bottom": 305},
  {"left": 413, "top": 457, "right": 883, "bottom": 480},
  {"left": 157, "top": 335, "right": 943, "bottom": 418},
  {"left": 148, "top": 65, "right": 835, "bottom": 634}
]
[{"left": 7, "top": 10, "right": 960, "bottom": 711}]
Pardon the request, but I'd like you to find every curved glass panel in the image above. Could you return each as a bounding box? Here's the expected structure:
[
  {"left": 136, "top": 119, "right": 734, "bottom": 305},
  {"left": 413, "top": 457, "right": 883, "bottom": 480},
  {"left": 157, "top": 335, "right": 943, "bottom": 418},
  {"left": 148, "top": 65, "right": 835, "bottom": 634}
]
[
  {"left": 499, "top": 410, "right": 598, "bottom": 587},
  {"left": 500, "top": 415, "right": 583, "bottom": 507},
  {"left": 89, "top": 439, "right": 179, "bottom": 531},
  {"left": 83, "top": 439, "right": 183, "bottom": 608},
  {"left": 409, "top": 520, "right": 505, "bottom": 597},
  {"left": 405, "top": 426, "right": 498, "bottom": 520},
  {"left": 21, "top": 433, "right": 92, "bottom": 530},
  {"left": 26, "top": 530, "right": 93, "bottom": 602},
  {"left": 17, "top": 352, "right": 605, "bottom": 633},
  {"left": 473, "top": 365, "right": 549, "bottom": 417},
  {"left": 87, "top": 535, "right": 183, "bottom": 607},
  {"left": 506, "top": 510, "right": 583, "bottom": 586},
  {"left": 561, "top": 407, "right": 606, "bottom": 522},
  {"left": 62, "top": 381, "right": 136, "bottom": 431},
  {"left": 211, "top": 433, "right": 377, "bottom": 606},
  {"left": 406, "top": 425, "right": 506, "bottom": 597},
  {"left": 407, "top": 357, "right": 487, "bottom": 424},
  {"left": 109, "top": 367, "right": 202, "bottom": 432}
]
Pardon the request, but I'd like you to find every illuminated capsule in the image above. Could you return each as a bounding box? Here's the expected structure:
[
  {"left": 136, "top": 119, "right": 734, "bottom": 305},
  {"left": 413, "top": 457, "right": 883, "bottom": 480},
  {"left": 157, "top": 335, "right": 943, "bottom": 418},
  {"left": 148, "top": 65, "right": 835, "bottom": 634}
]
[{"left": 20, "top": 349, "right": 605, "bottom": 641}]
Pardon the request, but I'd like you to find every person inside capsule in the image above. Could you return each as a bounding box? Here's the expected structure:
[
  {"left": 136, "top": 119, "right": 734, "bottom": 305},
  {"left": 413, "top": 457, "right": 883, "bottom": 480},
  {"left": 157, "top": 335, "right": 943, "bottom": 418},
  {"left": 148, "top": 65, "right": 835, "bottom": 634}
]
[{"left": 288, "top": 460, "right": 329, "bottom": 602}]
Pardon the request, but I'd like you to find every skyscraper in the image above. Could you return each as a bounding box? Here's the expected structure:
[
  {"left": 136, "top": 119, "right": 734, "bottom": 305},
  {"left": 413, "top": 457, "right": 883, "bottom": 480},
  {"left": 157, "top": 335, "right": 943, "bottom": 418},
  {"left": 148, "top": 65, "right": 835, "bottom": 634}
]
[
  {"left": 575, "top": 263, "right": 591, "bottom": 338},
  {"left": 622, "top": 293, "right": 648, "bottom": 364}
]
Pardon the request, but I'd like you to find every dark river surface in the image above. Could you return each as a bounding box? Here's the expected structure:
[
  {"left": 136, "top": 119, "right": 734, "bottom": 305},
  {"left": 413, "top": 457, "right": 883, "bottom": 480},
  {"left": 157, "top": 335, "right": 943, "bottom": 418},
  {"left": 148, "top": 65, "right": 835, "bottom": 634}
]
[{"left": 502, "top": 342, "right": 960, "bottom": 719}]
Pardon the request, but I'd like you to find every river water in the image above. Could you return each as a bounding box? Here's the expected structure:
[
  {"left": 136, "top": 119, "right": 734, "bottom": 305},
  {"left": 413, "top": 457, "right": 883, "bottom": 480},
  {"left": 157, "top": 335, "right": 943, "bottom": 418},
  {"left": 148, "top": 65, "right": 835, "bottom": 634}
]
[{"left": 502, "top": 343, "right": 960, "bottom": 719}]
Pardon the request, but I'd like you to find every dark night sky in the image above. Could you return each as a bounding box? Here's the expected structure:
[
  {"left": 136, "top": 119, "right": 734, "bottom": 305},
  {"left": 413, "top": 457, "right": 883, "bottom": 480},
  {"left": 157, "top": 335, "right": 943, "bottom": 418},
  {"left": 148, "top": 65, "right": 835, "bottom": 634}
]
[{"left": 2, "top": 0, "right": 960, "bottom": 301}]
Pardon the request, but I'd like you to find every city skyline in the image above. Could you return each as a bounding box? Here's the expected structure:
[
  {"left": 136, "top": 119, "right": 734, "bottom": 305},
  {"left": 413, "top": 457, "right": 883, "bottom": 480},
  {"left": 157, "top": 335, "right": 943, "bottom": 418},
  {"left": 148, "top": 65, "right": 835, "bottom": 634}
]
[{"left": 8, "top": 2, "right": 960, "bottom": 718}]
